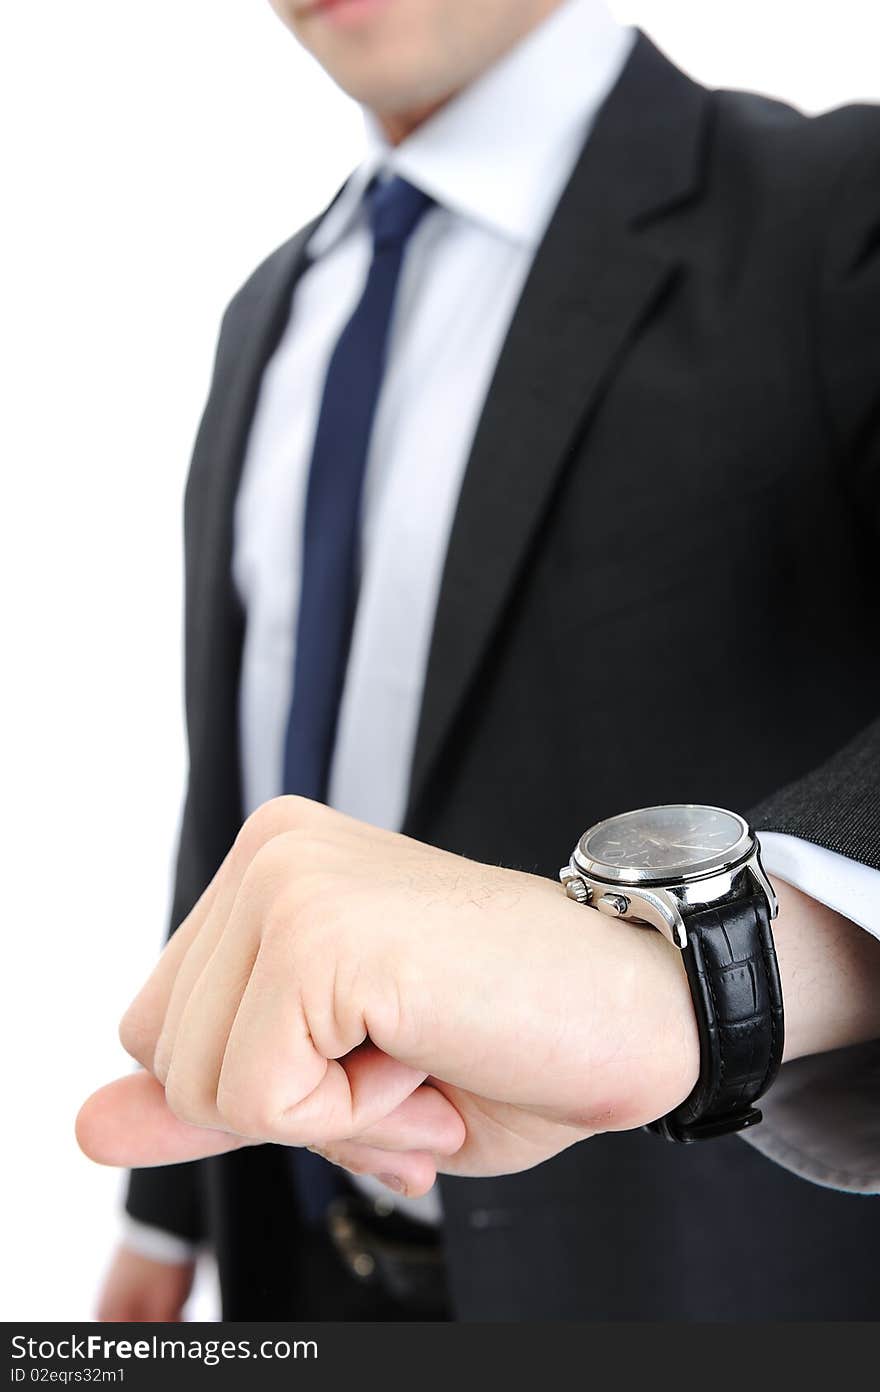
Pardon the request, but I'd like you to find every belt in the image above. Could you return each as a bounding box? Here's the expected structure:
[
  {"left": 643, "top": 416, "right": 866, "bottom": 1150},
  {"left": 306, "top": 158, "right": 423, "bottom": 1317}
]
[{"left": 326, "top": 1193, "right": 449, "bottom": 1316}]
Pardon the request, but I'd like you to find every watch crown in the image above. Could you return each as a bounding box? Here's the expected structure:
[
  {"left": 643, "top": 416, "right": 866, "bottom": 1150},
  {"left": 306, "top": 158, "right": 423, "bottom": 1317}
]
[{"left": 563, "top": 875, "right": 590, "bottom": 905}]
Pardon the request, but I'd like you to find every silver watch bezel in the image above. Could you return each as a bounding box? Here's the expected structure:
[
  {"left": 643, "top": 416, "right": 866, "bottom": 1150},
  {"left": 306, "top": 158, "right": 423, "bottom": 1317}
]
[
  {"left": 571, "top": 804, "right": 754, "bottom": 885},
  {"left": 561, "top": 804, "right": 778, "bottom": 950}
]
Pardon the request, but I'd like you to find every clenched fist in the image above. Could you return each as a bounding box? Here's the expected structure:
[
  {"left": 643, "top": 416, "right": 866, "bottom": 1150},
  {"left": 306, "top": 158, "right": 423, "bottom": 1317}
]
[
  {"left": 78, "top": 794, "right": 880, "bottom": 1195},
  {"left": 78, "top": 796, "right": 702, "bottom": 1195}
]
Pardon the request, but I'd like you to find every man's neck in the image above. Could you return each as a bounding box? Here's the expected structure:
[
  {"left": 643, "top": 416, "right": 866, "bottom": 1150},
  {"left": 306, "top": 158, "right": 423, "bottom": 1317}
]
[{"left": 377, "top": 101, "right": 447, "bottom": 147}]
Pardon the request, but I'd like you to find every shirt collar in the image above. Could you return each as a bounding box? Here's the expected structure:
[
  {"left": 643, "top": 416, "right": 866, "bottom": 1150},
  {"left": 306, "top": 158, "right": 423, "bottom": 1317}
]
[{"left": 308, "top": 0, "right": 634, "bottom": 257}]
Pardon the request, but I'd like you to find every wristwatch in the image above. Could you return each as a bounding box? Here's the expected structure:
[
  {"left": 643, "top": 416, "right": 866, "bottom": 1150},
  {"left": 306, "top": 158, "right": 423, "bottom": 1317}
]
[{"left": 559, "top": 804, "right": 784, "bottom": 1142}]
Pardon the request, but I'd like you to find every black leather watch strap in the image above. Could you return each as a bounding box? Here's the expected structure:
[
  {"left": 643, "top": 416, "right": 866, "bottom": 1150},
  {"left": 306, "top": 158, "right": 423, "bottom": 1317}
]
[{"left": 646, "top": 888, "right": 784, "bottom": 1143}]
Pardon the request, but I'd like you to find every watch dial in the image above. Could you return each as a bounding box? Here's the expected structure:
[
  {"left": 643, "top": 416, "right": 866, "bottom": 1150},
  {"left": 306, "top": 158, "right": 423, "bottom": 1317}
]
[{"left": 582, "top": 805, "right": 746, "bottom": 876}]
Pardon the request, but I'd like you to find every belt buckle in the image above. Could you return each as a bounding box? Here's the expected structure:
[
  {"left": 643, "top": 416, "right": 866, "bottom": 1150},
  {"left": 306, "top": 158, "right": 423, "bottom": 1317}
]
[
  {"left": 326, "top": 1195, "right": 448, "bottom": 1314},
  {"left": 327, "top": 1197, "right": 384, "bottom": 1282}
]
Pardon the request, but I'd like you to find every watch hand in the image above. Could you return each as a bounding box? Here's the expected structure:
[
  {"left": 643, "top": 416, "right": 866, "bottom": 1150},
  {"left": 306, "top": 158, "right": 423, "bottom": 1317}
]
[{"left": 665, "top": 841, "right": 723, "bottom": 852}]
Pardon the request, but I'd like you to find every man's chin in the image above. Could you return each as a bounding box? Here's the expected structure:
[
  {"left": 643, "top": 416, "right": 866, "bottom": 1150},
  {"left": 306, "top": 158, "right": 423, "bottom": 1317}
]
[
  {"left": 308, "top": 55, "right": 458, "bottom": 123},
  {"left": 289, "top": 4, "right": 458, "bottom": 115}
]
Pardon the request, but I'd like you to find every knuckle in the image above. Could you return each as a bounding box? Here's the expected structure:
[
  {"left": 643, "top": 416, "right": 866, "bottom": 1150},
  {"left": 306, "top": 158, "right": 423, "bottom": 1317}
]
[
  {"left": 237, "top": 796, "right": 318, "bottom": 856},
  {"left": 265, "top": 892, "right": 342, "bottom": 976},
  {"left": 284, "top": 881, "right": 332, "bottom": 939},
  {"left": 252, "top": 845, "right": 341, "bottom": 942},
  {"left": 215, "top": 1078, "right": 277, "bottom": 1139},
  {"left": 243, "top": 828, "right": 330, "bottom": 895}
]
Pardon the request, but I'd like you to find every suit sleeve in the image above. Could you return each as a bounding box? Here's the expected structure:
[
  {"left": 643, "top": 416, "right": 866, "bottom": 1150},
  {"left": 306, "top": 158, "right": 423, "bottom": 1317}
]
[
  {"left": 751, "top": 719, "right": 880, "bottom": 867},
  {"left": 749, "top": 108, "right": 880, "bottom": 865},
  {"left": 118, "top": 226, "right": 315, "bottom": 1246},
  {"left": 742, "top": 115, "right": 880, "bottom": 1193}
]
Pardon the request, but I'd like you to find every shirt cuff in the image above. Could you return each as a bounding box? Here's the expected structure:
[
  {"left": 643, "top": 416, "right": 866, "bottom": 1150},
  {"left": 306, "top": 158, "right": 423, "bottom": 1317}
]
[
  {"left": 121, "top": 1216, "right": 199, "bottom": 1265},
  {"left": 739, "top": 831, "right": 880, "bottom": 1194},
  {"left": 758, "top": 831, "right": 880, "bottom": 940}
]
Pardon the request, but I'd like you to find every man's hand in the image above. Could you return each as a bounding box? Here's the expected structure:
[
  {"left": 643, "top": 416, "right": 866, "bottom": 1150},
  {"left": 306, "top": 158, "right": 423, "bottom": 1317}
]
[
  {"left": 77, "top": 797, "right": 700, "bottom": 1194},
  {"left": 77, "top": 796, "right": 880, "bottom": 1196},
  {"left": 96, "top": 1245, "right": 195, "bottom": 1322}
]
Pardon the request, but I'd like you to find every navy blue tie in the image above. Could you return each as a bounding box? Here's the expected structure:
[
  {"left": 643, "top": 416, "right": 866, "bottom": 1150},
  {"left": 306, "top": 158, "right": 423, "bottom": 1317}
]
[
  {"left": 282, "top": 176, "right": 434, "bottom": 804},
  {"left": 281, "top": 177, "right": 433, "bottom": 1222}
]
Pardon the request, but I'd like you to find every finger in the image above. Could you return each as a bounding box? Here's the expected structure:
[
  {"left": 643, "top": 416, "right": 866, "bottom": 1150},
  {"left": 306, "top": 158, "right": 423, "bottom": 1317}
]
[
  {"left": 128, "top": 808, "right": 300, "bottom": 1082},
  {"left": 153, "top": 811, "right": 356, "bottom": 1084},
  {"left": 351, "top": 1083, "right": 465, "bottom": 1155},
  {"left": 120, "top": 800, "right": 301, "bottom": 1076},
  {"left": 167, "top": 935, "right": 466, "bottom": 1147},
  {"left": 310, "top": 1142, "right": 438, "bottom": 1199},
  {"left": 161, "top": 889, "right": 265, "bottom": 1127},
  {"left": 117, "top": 875, "right": 220, "bottom": 1072},
  {"left": 76, "top": 1072, "right": 251, "bottom": 1167},
  {"left": 163, "top": 881, "right": 429, "bottom": 1142},
  {"left": 150, "top": 846, "right": 270, "bottom": 1083},
  {"left": 75, "top": 1072, "right": 464, "bottom": 1172},
  {"left": 121, "top": 799, "right": 417, "bottom": 1082},
  {"left": 216, "top": 935, "right": 430, "bottom": 1142},
  {"left": 150, "top": 895, "right": 234, "bottom": 1085}
]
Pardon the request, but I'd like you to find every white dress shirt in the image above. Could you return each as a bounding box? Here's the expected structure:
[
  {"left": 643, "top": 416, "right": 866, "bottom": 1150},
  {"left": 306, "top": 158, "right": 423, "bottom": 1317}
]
[
  {"left": 233, "top": 0, "right": 635, "bottom": 834},
  {"left": 125, "top": 0, "right": 880, "bottom": 1262}
]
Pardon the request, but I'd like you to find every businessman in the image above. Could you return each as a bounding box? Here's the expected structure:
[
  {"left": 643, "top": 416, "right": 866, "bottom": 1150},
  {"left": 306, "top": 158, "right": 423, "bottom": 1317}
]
[{"left": 81, "top": 0, "right": 880, "bottom": 1320}]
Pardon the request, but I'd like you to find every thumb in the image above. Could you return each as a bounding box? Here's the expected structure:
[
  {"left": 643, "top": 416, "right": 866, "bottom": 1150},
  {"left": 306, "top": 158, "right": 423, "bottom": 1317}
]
[{"left": 76, "top": 1071, "right": 251, "bottom": 1167}]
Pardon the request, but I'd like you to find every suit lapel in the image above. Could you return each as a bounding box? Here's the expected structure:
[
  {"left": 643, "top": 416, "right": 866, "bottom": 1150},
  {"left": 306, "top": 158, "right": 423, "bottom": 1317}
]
[
  {"left": 192, "top": 174, "right": 360, "bottom": 711},
  {"left": 404, "top": 35, "right": 710, "bottom": 825}
]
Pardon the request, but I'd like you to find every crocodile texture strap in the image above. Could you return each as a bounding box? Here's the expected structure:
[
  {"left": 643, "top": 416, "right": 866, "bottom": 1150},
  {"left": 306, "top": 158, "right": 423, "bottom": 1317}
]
[{"left": 645, "top": 889, "right": 784, "bottom": 1142}]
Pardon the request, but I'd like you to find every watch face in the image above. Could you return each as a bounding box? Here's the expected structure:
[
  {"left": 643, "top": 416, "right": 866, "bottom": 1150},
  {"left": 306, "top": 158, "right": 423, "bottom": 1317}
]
[{"left": 576, "top": 805, "right": 751, "bottom": 883}]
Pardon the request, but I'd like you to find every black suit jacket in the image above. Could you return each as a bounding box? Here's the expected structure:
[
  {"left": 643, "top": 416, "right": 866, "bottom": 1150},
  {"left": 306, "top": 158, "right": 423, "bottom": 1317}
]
[{"left": 127, "top": 35, "right": 880, "bottom": 1319}]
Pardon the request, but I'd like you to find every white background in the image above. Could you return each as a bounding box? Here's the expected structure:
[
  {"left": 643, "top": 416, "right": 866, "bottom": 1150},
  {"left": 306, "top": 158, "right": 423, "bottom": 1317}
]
[{"left": 2, "top": 0, "right": 879, "bottom": 1322}]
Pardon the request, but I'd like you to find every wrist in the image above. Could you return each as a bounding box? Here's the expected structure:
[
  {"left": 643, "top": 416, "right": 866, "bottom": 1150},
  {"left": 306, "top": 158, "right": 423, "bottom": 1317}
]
[
  {"left": 570, "top": 902, "right": 700, "bottom": 1131},
  {"left": 630, "top": 921, "right": 701, "bottom": 1122},
  {"left": 771, "top": 875, "right": 880, "bottom": 1063},
  {"left": 121, "top": 1216, "right": 199, "bottom": 1266}
]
